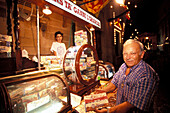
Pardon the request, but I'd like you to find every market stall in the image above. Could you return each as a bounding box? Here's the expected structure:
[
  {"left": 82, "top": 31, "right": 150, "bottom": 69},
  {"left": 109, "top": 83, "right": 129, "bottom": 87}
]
[
  {"left": 0, "top": 0, "right": 104, "bottom": 112},
  {"left": 27, "top": 0, "right": 101, "bottom": 71},
  {"left": 0, "top": 0, "right": 101, "bottom": 76}
]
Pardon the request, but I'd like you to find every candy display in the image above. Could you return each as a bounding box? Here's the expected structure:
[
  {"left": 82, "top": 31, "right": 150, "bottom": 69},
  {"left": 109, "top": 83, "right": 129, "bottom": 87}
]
[
  {"left": 63, "top": 44, "right": 99, "bottom": 85},
  {"left": 0, "top": 73, "right": 71, "bottom": 113}
]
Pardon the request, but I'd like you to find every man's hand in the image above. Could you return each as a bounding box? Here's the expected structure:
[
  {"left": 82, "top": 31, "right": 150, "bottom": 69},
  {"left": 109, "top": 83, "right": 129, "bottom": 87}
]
[{"left": 96, "top": 82, "right": 117, "bottom": 93}]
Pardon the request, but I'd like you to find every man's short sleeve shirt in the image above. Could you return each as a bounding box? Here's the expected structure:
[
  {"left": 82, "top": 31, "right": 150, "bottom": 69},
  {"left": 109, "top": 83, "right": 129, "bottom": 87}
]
[{"left": 111, "top": 60, "right": 159, "bottom": 112}]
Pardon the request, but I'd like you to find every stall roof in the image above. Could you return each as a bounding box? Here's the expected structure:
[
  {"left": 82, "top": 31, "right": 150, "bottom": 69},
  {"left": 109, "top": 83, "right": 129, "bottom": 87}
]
[{"left": 27, "top": 0, "right": 101, "bottom": 29}]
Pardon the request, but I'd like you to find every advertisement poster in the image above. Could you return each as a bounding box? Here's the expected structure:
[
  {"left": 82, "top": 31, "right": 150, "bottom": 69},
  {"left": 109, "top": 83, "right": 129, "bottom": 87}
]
[{"left": 74, "top": 30, "right": 88, "bottom": 46}]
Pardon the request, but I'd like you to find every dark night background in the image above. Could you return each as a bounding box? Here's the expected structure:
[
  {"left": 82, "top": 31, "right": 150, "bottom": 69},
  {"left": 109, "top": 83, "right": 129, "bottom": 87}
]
[
  {"left": 133, "top": 0, "right": 170, "bottom": 112},
  {"left": 128, "top": 0, "right": 161, "bottom": 33},
  {"left": 124, "top": 0, "right": 170, "bottom": 112}
]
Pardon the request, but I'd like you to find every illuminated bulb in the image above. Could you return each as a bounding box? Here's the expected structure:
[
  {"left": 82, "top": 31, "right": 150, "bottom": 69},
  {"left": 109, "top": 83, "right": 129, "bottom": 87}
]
[
  {"left": 116, "top": 0, "right": 125, "bottom": 5},
  {"left": 43, "top": 5, "right": 52, "bottom": 15},
  {"left": 134, "top": 5, "right": 137, "bottom": 8},
  {"left": 110, "top": 5, "right": 113, "bottom": 8},
  {"left": 73, "top": 0, "right": 76, "bottom": 4},
  {"left": 145, "top": 37, "right": 149, "bottom": 39},
  {"left": 90, "top": 26, "right": 95, "bottom": 31},
  {"left": 166, "top": 37, "right": 169, "bottom": 40}
]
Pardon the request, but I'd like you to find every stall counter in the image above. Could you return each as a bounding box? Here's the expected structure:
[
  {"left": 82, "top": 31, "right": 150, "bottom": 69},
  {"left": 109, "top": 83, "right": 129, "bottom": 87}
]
[{"left": 74, "top": 80, "right": 117, "bottom": 113}]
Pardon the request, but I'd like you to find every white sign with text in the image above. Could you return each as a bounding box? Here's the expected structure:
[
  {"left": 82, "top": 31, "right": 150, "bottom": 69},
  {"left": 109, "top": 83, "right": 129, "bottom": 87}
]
[{"left": 45, "top": 0, "right": 101, "bottom": 28}]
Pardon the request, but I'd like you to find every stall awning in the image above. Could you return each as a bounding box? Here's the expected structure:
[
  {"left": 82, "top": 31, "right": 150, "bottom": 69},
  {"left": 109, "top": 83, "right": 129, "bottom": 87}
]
[{"left": 28, "top": 0, "right": 101, "bottom": 29}]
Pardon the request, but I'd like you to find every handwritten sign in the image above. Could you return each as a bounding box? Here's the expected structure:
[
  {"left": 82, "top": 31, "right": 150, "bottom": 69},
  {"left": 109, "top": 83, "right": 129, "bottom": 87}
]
[
  {"left": 70, "top": 93, "right": 82, "bottom": 107},
  {"left": 45, "top": 0, "right": 101, "bottom": 28}
]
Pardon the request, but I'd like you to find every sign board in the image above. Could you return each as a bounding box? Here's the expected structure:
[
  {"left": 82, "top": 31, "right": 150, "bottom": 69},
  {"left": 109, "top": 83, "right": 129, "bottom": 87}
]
[
  {"left": 74, "top": 30, "right": 88, "bottom": 46},
  {"left": 45, "top": 0, "right": 101, "bottom": 29}
]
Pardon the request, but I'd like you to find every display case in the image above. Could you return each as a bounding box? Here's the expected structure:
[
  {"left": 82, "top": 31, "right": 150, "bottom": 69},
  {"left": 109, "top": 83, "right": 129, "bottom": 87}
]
[
  {"left": 105, "top": 62, "right": 115, "bottom": 79},
  {"left": 98, "top": 64, "right": 109, "bottom": 80},
  {"left": 98, "top": 62, "right": 115, "bottom": 80},
  {"left": 63, "top": 44, "right": 99, "bottom": 96},
  {"left": 0, "top": 71, "right": 71, "bottom": 113}
]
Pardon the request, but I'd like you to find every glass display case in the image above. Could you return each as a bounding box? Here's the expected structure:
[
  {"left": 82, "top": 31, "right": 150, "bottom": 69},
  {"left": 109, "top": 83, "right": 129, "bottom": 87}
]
[
  {"left": 63, "top": 44, "right": 99, "bottom": 96},
  {"left": 98, "top": 62, "right": 115, "bottom": 80},
  {"left": 98, "top": 64, "right": 108, "bottom": 80},
  {"left": 0, "top": 71, "right": 71, "bottom": 113},
  {"left": 105, "top": 62, "right": 115, "bottom": 79},
  {"left": 63, "top": 44, "right": 99, "bottom": 85}
]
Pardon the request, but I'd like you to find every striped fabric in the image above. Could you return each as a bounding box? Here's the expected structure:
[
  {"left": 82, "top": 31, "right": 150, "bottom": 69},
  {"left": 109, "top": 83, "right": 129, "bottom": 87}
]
[{"left": 111, "top": 60, "right": 159, "bottom": 112}]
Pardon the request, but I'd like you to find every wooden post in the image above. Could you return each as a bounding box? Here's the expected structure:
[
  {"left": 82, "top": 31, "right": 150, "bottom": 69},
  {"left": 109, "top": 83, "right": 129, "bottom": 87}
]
[
  {"left": 6, "top": 0, "right": 14, "bottom": 55},
  {"left": 6, "top": 0, "right": 12, "bottom": 36},
  {"left": 13, "top": 0, "right": 22, "bottom": 71},
  {"left": 13, "top": 0, "right": 20, "bottom": 50}
]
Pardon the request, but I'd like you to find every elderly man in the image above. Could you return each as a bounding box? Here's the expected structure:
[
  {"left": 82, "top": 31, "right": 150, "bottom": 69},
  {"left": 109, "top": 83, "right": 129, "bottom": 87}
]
[{"left": 96, "top": 39, "right": 159, "bottom": 113}]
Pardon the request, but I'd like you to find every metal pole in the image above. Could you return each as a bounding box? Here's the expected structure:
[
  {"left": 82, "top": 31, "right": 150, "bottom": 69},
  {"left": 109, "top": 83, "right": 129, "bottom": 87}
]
[
  {"left": 78, "top": 0, "right": 96, "bottom": 6},
  {"left": 36, "top": 6, "right": 40, "bottom": 70}
]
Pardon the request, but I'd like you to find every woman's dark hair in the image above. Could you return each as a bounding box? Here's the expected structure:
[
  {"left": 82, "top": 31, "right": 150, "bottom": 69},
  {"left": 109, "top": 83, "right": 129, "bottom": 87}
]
[{"left": 55, "top": 31, "right": 63, "bottom": 38}]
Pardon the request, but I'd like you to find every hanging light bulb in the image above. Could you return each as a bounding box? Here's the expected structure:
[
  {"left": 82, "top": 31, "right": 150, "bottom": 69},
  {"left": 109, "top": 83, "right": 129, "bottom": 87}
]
[
  {"left": 73, "top": 0, "right": 76, "bottom": 4},
  {"left": 115, "top": 0, "right": 125, "bottom": 5},
  {"left": 90, "top": 26, "right": 95, "bottom": 31},
  {"left": 43, "top": 5, "right": 52, "bottom": 15}
]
